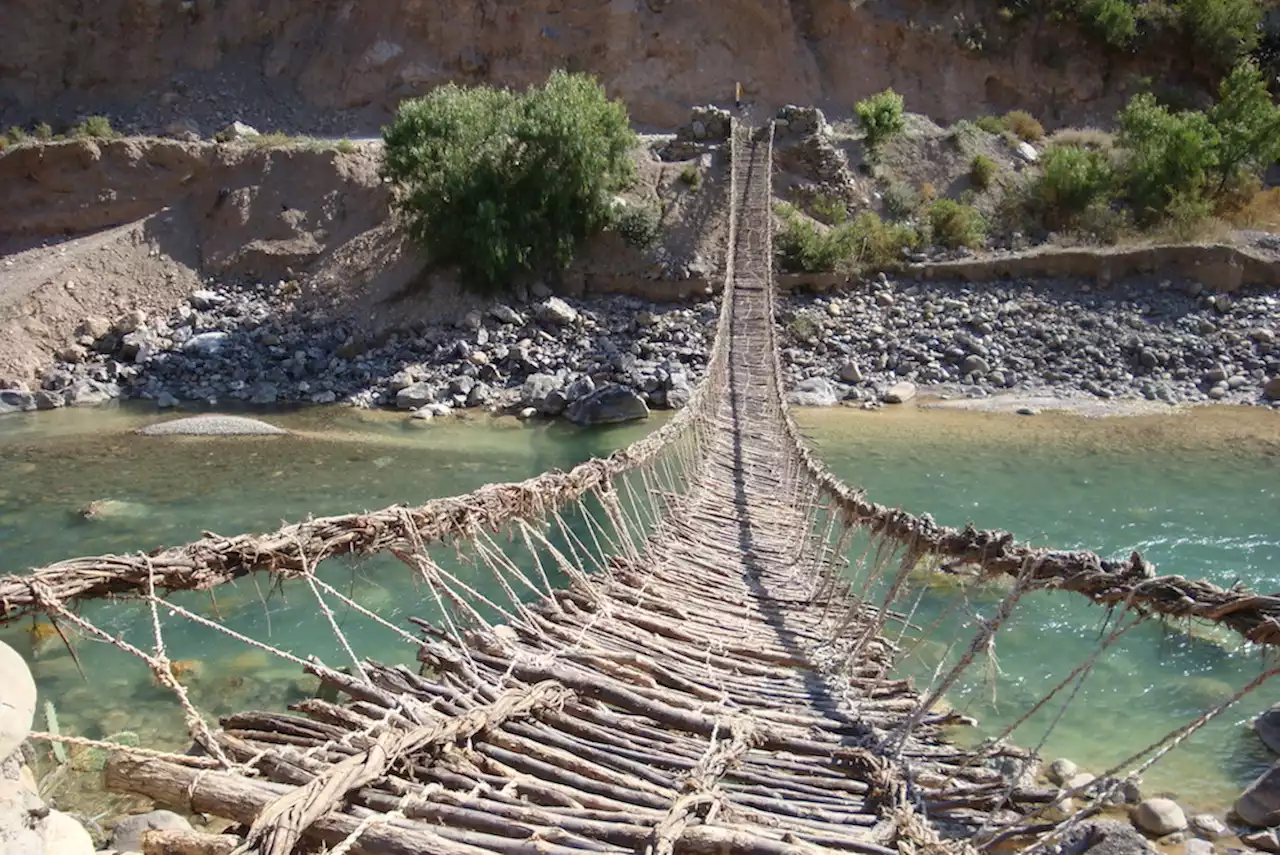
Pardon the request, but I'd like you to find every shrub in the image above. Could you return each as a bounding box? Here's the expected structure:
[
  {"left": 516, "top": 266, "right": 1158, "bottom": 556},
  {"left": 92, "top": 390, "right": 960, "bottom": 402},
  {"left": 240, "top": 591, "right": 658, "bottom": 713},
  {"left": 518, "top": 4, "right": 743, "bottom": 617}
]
[
  {"left": 1178, "top": 0, "right": 1261, "bottom": 69},
  {"left": 975, "top": 115, "right": 1006, "bottom": 135},
  {"left": 846, "top": 211, "right": 919, "bottom": 268},
  {"left": 381, "top": 71, "right": 636, "bottom": 293},
  {"left": 334, "top": 138, "right": 357, "bottom": 154},
  {"left": 33, "top": 122, "right": 52, "bottom": 141},
  {"left": 808, "top": 193, "right": 848, "bottom": 225},
  {"left": 1037, "top": 145, "right": 1116, "bottom": 226},
  {"left": 775, "top": 207, "right": 856, "bottom": 273},
  {"left": 679, "top": 164, "right": 701, "bottom": 189},
  {"left": 883, "top": 181, "right": 921, "bottom": 218},
  {"left": 1004, "top": 110, "right": 1045, "bottom": 142},
  {"left": 614, "top": 203, "right": 661, "bottom": 249},
  {"left": 5, "top": 126, "right": 27, "bottom": 145},
  {"left": 928, "top": 199, "right": 986, "bottom": 248},
  {"left": 1047, "top": 127, "right": 1114, "bottom": 150},
  {"left": 1226, "top": 185, "right": 1280, "bottom": 230},
  {"left": 72, "top": 116, "right": 117, "bottom": 139},
  {"left": 970, "top": 154, "right": 998, "bottom": 189},
  {"left": 855, "top": 89, "right": 907, "bottom": 149},
  {"left": 1081, "top": 0, "right": 1138, "bottom": 46},
  {"left": 787, "top": 312, "right": 822, "bottom": 341}
]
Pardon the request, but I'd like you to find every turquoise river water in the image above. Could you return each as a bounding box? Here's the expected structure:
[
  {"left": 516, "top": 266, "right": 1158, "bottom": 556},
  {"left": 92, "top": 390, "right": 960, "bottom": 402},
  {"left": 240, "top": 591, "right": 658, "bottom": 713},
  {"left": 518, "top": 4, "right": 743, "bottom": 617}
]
[{"left": 0, "top": 402, "right": 1277, "bottom": 818}]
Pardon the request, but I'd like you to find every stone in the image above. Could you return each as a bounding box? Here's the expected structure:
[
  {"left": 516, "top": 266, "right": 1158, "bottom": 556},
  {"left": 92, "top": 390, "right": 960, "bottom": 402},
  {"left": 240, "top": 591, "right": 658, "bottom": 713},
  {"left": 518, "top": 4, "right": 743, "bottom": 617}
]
[
  {"left": 566, "top": 375, "right": 596, "bottom": 402},
  {"left": 1015, "top": 141, "right": 1039, "bottom": 163},
  {"left": 189, "top": 289, "right": 225, "bottom": 310},
  {"left": 838, "top": 360, "right": 863, "bottom": 383},
  {"left": 881, "top": 381, "right": 917, "bottom": 404},
  {"left": 182, "top": 331, "right": 230, "bottom": 355},
  {"left": 1235, "top": 762, "right": 1280, "bottom": 827},
  {"left": 788, "top": 377, "right": 839, "bottom": 407},
  {"left": 42, "top": 809, "right": 95, "bottom": 855},
  {"left": 395, "top": 382, "right": 436, "bottom": 410},
  {"left": 57, "top": 344, "right": 87, "bottom": 363},
  {"left": 249, "top": 383, "right": 278, "bottom": 405},
  {"left": 411, "top": 407, "right": 434, "bottom": 420},
  {"left": 1189, "top": 814, "right": 1228, "bottom": 838},
  {"left": 535, "top": 297, "right": 578, "bottom": 326},
  {"left": 0, "top": 780, "right": 46, "bottom": 855},
  {"left": 1242, "top": 829, "right": 1280, "bottom": 853},
  {"left": 1263, "top": 377, "right": 1280, "bottom": 401},
  {"left": 165, "top": 117, "right": 201, "bottom": 140},
  {"left": 517, "top": 407, "right": 538, "bottom": 420},
  {"left": 156, "top": 391, "right": 179, "bottom": 409},
  {"left": 114, "top": 309, "right": 147, "bottom": 335},
  {"left": 1256, "top": 704, "right": 1280, "bottom": 754},
  {"left": 521, "top": 373, "right": 562, "bottom": 411},
  {"left": 1182, "top": 839, "right": 1215, "bottom": 855},
  {"left": 1058, "top": 819, "right": 1154, "bottom": 855},
  {"left": 462, "top": 310, "right": 483, "bottom": 331},
  {"left": 79, "top": 316, "right": 112, "bottom": 339},
  {"left": 0, "top": 641, "right": 36, "bottom": 761},
  {"left": 1134, "top": 798, "right": 1188, "bottom": 836},
  {"left": 491, "top": 304, "right": 524, "bottom": 325},
  {"left": 1048, "top": 759, "right": 1080, "bottom": 785},
  {"left": 32, "top": 390, "right": 64, "bottom": 410},
  {"left": 1066, "top": 772, "right": 1098, "bottom": 794},
  {"left": 961, "top": 355, "right": 991, "bottom": 375},
  {"left": 468, "top": 350, "right": 490, "bottom": 366},
  {"left": 137, "top": 415, "right": 287, "bottom": 436},
  {"left": 564, "top": 384, "right": 650, "bottom": 426},
  {"left": 109, "top": 810, "right": 193, "bottom": 852},
  {"left": 64, "top": 379, "right": 118, "bottom": 407},
  {"left": 218, "top": 120, "right": 260, "bottom": 140},
  {"left": 423, "top": 403, "right": 453, "bottom": 417},
  {"left": 0, "top": 389, "right": 36, "bottom": 415}
]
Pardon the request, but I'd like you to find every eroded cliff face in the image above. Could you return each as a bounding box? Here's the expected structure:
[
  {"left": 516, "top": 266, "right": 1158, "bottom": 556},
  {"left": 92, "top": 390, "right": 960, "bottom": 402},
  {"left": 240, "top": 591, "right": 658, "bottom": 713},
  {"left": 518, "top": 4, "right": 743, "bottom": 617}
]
[{"left": 0, "top": 0, "right": 1195, "bottom": 131}]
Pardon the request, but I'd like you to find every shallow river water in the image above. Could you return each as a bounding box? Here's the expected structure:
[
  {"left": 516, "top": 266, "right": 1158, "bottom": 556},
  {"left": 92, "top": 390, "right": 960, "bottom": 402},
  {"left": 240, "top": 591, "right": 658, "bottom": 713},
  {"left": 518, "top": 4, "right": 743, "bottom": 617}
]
[{"left": 1, "top": 402, "right": 1277, "bottom": 817}]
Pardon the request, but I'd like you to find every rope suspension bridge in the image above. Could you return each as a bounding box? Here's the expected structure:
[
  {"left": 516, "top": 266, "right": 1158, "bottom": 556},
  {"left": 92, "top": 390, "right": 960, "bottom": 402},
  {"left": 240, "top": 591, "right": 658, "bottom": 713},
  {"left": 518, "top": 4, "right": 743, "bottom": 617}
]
[{"left": 3, "top": 122, "right": 1278, "bottom": 855}]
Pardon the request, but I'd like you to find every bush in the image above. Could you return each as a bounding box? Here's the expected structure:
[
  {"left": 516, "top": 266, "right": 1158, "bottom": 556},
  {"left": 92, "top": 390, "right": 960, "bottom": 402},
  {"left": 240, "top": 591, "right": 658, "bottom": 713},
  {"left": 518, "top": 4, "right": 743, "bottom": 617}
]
[
  {"left": 614, "top": 203, "right": 661, "bottom": 249},
  {"left": 970, "top": 154, "right": 998, "bottom": 189},
  {"left": 883, "top": 181, "right": 921, "bottom": 218},
  {"left": 1178, "top": 0, "right": 1261, "bottom": 69},
  {"left": 975, "top": 115, "right": 1006, "bottom": 135},
  {"left": 807, "top": 193, "right": 848, "bottom": 225},
  {"left": 775, "top": 206, "right": 855, "bottom": 273},
  {"left": 1037, "top": 145, "right": 1116, "bottom": 226},
  {"left": 855, "top": 89, "right": 907, "bottom": 150},
  {"left": 5, "top": 126, "right": 27, "bottom": 145},
  {"left": 381, "top": 71, "right": 636, "bottom": 293},
  {"left": 1081, "top": 0, "right": 1138, "bottom": 46},
  {"left": 679, "top": 163, "right": 701, "bottom": 189},
  {"left": 72, "top": 116, "right": 117, "bottom": 139},
  {"left": 928, "top": 199, "right": 986, "bottom": 248},
  {"left": 33, "top": 123, "right": 52, "bottom": 141},
  {"left": 846, "top": 211, "right": 919, "bottom": 268},
  {"left": 1005, "top": 110, "right": 1045, "bottom": 142}
]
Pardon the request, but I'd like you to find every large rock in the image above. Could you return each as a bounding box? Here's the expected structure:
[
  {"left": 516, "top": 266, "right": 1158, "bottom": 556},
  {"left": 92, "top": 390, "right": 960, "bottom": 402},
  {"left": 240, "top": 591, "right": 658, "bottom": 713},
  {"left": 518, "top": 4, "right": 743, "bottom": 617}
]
[
  {"left": 788, "top": 376, "right": 838, "bottom": 407},
  {"left": 1265, "top": 377, "right": 1280, "bottom": 401},
  {"left": 1133, "top": 798, "right": 1188, "bottom": 836},
  {"left": 1057, "top": 819, "right": 1153, "bottom": 855},
  {"left": 0, "top": 780, "right": 45, "bottom": 855},
  {"left": 1048, "top": 759, "right": 1080, "bottom": 786},
  {"left": 535, "top": 297, "right": 578, "bottom": 326},
  {"left": 182, "top": 331, "right": 230, "bottom": 355},
  {"left": 521, "top": 373, "right": 562, "bottom": 413},
  {"left": 1242, "top": 828, "right": 1280, "bottom": 853},
  {"left": 64, "top": 378, "right": 119, "bottom": 407},
  {"left": 0, "top": 389, "right": 36, "bottom": 415},
  {"left": 41, "top": 810, "right": 95, "bottom": 855},
  {"left": 564, "top": 384, "right": 650, "bottom": 426},
  {"left": 110, "top": 809, "right": 193, "bottom": 851},
  {"left": 1257, "top": 704, "right": 1280, "bottom": 755},
  {"left": 137, "top": 415, "right": 288, "bottom": 436},
  {"left": 0, "top": 641, "right": 36, "bottom": 761},
  {"left": 395, "top": 381, "right": 436, "bottom": 410},
  {"left": 1235, "top": 762, "right": 1280, "bottom": 828},
  {"left": 881, "top": 381, "right": 918, "bottom": 404}
]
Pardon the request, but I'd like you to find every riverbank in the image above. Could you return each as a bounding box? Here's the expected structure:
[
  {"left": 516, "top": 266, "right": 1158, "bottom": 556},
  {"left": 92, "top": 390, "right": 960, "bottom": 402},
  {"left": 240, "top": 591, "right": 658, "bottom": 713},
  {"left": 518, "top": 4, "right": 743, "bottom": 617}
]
[{"left": 3, "top": 270, "right": 1279, "bottom": 424}]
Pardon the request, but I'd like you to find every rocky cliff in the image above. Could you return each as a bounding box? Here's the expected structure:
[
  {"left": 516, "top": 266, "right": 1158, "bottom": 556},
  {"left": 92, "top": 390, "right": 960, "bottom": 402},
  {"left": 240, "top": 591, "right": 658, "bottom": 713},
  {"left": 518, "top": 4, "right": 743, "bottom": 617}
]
[{"left": 0, "top": 0, "right": 1196, "bottom": 133}]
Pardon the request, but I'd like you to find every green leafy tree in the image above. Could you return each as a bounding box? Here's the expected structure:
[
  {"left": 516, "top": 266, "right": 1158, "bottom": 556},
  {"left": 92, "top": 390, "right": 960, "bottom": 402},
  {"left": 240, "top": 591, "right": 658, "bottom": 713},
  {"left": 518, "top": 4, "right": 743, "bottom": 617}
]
[
  {"left": 1206, "top": 58, "right": 1280, "bottom": 194},
  {"left": 381, "top": 71, "right": 637, "bottom": 293},
  {"left": 1081, "top": 0, "right": 1138, "bottom": 46},
  {"left": 1116, "top": 93, "right": 1220, "bottom": 220},
  {"left": 1038, "top": 145, "right": 1115, "bottom": 225},
  {"left": 855, "top": 89, "right": 907, "bottom": 150},
  {"left": 1177, "top": 0, "right": 1261, "bottom": 69}
]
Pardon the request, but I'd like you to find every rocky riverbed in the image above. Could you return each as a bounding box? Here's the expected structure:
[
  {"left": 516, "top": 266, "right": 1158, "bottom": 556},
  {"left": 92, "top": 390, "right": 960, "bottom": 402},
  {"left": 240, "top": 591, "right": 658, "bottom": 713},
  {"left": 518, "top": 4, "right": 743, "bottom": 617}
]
[
  {"left": 0, "top": 282, "right": 715, "bottom": 424},
  {"left": 781, "top": 273, "right": 1280, "bottom": 410},
  {"left": 2, "top": 273, "right": 1279, "bottom": 421}
]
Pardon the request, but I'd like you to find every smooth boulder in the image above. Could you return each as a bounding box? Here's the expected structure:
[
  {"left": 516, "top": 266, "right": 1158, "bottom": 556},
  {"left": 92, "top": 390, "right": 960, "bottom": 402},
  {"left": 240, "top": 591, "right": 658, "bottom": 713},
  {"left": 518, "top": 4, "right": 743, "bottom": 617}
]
[
  {"left": 1235, "top": 761, "right": 1280, "bottom": 828},
  {"left": 137, "top": 415, "right": 288, "bottom": 437},
  {"left": 564, "top": 384, "right": 649, "bottom": 426},
  {"left": 1133, "top": 798, "right": 1188, "bottom": 836},
  {"left": 881, "top": 381, "right": 918, "bottom": 404},
  {"left": 0, "top": 641, "right": 36, "bottom": 762},
  {"left": 788, "top": 377, "right": 838, "bottom": 407}
]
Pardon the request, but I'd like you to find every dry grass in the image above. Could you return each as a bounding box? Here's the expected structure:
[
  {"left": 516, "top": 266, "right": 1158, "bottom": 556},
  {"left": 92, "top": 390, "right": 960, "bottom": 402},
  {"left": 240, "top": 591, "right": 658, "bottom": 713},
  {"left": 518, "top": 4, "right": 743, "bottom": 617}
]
[
  {"left": 1047, "top": 127, "right": 1115, "bottom": 151},
  {"left": 1225, "top": 187, "right": 1280, "bottom": 231},
  {"left": 1004, "top": 110, "right": 1045, "bottom": 143}
]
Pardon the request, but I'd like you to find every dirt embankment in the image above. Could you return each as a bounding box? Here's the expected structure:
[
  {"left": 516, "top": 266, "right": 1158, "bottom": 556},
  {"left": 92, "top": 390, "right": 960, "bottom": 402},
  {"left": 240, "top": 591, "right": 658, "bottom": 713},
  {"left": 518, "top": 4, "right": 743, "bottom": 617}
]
[
  {"left": 0, "top": 134, "right": 727, "bottom": 384},
  {"left": 0, "top": 0, "right": 1198, "bottom": 136}
]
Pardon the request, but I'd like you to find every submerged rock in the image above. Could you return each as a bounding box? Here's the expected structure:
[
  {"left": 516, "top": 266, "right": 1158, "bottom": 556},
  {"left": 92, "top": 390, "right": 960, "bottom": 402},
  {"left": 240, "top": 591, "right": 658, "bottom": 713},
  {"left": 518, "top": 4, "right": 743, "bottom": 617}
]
[
  {"left": 137, "top": 415, "right": 288, "bottom": 437},
  {"left": 564, "top": 384, "right": 649, "bottom": 426}
]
